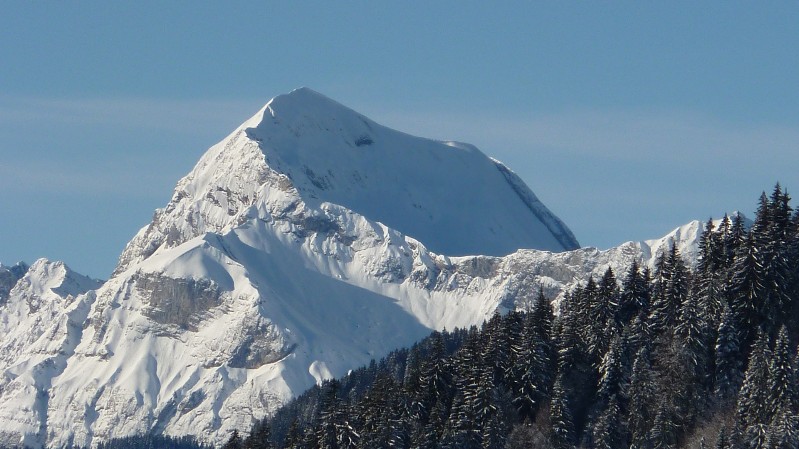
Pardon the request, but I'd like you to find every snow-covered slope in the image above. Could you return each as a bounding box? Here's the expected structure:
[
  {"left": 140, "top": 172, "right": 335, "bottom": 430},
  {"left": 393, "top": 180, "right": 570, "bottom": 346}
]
[
  {"left": 0, "top": 89, "right": 712, "bottom": 448},
  {"left": 0, "top": 259, "right": 100, "bottom": 448},
  {"left": 115, "top": 88, "right": 577, "bottom": 275}
]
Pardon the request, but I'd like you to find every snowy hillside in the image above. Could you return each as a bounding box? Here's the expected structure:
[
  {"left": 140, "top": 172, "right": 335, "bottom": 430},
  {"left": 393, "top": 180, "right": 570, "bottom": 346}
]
[
  {"left": 0, "top": 260, "right": 100, "bottom": 447},
  {"left": 0, "top": 89, "right": 713, "bottom": 448}
]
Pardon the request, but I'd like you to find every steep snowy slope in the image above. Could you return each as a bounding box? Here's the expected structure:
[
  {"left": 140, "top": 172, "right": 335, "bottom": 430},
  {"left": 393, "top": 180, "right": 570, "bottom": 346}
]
[
  {"left": 0, "top": 89, "right": 713, "bottom": 448},
  {"left": 0, "top": 260, "right": 100, "bottom": 447},
  {"left": 116, "top": 88, "right": 577, "bottom": 275}
]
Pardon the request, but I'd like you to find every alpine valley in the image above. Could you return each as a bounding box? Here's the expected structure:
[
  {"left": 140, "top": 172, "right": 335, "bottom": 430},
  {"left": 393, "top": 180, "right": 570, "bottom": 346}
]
[{"left": 0, "top": 89, "right": 722, "bottom": 448}]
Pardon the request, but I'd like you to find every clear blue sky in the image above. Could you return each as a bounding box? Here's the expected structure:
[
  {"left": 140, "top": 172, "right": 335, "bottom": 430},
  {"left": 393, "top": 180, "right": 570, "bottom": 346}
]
[{"left": 1, "top": 2, "right": 798, "bottom": 279}]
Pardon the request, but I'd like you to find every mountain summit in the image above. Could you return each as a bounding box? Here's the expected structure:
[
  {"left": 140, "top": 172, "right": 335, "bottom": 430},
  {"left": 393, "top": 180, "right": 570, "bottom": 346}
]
[
  {"left": 245, "top": 88, "right": 579, "bottom": 256},
  {"left": 117, "top": 88, "right": 577, "bottom": 273}
]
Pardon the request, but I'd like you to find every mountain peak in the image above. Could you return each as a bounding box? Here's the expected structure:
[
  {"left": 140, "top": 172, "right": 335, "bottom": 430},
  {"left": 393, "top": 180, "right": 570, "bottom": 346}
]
[
  {"left": 245, "top": 89, "right": 579, "bottom": 256},
  {"left": 116, "top": 89, "right": 578, "bottom": 272},
  {"left": 272, "top": 86, "right": 341, "bottom": 107},
  {"left": 239, "top": 87, "right": 365, "bottom": 131}
]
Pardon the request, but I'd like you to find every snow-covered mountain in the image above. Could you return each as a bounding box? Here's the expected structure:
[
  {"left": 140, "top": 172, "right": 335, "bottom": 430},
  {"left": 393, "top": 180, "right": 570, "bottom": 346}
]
[
  {"left": 0, "top": 88, "right": 712, "bottom": 448},
  {"left": 0, "top": 260, "right": 100, "bottom": 447}
]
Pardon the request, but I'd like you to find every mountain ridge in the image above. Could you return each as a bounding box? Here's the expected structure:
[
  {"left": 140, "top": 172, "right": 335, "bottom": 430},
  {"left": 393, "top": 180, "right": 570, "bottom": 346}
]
[{"left": 0, "top": 89, "right": 713, "bottom": 448}]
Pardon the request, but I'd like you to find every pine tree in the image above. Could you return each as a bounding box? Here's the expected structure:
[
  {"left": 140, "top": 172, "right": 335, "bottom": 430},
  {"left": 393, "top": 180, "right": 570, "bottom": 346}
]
[
  {"left": 586, "top": 269, "right": 619, "bottom": 362},
  {"left": 675, "top": 284, "right": 708, "bottom": 372},
  {"left": 650, "top": 245, "right": 689, "bottom": 337},
  {"left": 592, "top": 395, "right": 623, "bottom": 449},
  {"left": 697, "top": 218, "right": 724, "bottom": 327},
  {"left": 674, "top": 282, "right": 711, "bottom": 418},
  {"left": 387, "top": 394, "right": 411, "bottom": 449},
  {"left": 447, "top": 390, "right": 480, "bottom": 449},
  {"left": 550, "top": 375, "right": 575, "bottom": 449},
  {"left": 766, "top": 406, "right": 799, "bottom": 449},
  {"left": 628, "top": 345, "right": 656, "bottom": 449},
  {"left": 625, "top": 311, "right": 652, "bottom": 357},
  {"left": 667, "top": 245, "right": 691, "bottom": 319},
  {"left": 555, "top": 291, "right": 582, "bottom": 375},
  {"left": 585, "top": 333, "right": 629, "bottom": 448},
  {"left": 714, "top": 303, "right": 744, "bottom": 406},
  {"left": 729, "top": 233, "right": 765, "bottom": 349},
  {"left": 596, "top": 334, "right": 625, "bottom": 408},
  {"left": 649, "top": 404, "right": 678, "bottom": 449},
  {"left": 481, "top": 311, "right": 509, "bottom": 385},
  {"left": 729, "top": 213, "right": 748, "bottom": 257},
  {"left": 283, "top": 419, "right": 303, "bottom": 449},
  {"left": 511, "top": 288, "right": 554, "bottom": 421},
  {"left": 357, "top": 374, "right": 396, "bottom": 448},
  {"left": 223, "top": 430, "right": 244, "bottom": 449},
  {"left": 412, "top": 332, "right": 452, "bottom": 427},
  {"left": 766, "top": 327, "right": 795, "bottom": 421},
  {"left": 618, "top": 260, "right": 649, "bottom": 326},
  {"left": 737, "top": 332, "right": 773, "bottom": 430},
  {"left": 316, "top": 379, "right": 357, "bottom": 449},
  {"left": 246, "top": 421, "right": 274, "bottom": 449},
  {"left": 744, "top": 423, "right": 769, "bottom": 449},
  {"left": 745, "top": 187, "right": 792, "bottom": 337},
  {"left": 768, "top": 184, "right": 792, "bottom": 243}
]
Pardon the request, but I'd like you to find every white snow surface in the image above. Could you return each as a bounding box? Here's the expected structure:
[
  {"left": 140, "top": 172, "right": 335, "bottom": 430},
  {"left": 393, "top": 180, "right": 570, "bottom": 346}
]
[
  {"left": 0, "top": 260, "right": 100, "bottom": 448},
  {"left": 115, "top": 87, "right": 578, "bottom": 274},
  {"left": 0, "top": 88, "right": 717, "bottom": 448}
]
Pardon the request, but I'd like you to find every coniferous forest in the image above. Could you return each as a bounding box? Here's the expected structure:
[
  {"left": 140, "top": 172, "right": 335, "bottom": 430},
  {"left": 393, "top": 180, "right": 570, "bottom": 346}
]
[{"left": 109, "top": 185, "right": 799, "bottom": 449}]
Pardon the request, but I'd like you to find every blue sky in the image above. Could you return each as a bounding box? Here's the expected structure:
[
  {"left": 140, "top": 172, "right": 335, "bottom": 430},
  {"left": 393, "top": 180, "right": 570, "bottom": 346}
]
[{"left": 1, "top": 2, "right": 798, "bottom": 279}]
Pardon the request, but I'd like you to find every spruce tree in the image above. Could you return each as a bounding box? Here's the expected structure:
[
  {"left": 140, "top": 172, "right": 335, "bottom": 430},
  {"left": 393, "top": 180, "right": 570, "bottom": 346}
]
[
  {"left": 745, "top": 187, "right": 792, "bottom": 338},
  {"left": 766, "top": 406, "right": 799, "bottom": 449},
  {"left": 729, "top": 233, "right": 765, "bottom": 348},
  {"left": 223, "top": 430, "right": 244, "bottom": 449},
  {"left": 737, "top": 331, "right": 772, "bottom": 431},
  {"left": 650, "top": 245, "right": 689, "bottom": 337},
  {"left": 387, "top": 394, "right": 411, "bottom": 449},
  {"left": 246, "top": 421, "right": 274, "bottom": 449},
  {"left": 618, "top": 260, "right": 649, "bottom": 326},
  {"left": 357, "top": 374, "right": 394, "bottom": 448},
  {"left": 744, "top": 423, "right": 769, "bottom": 449},
  {"left": 697, "top": 218, "right": 724, "bottom": 327},
  {"left": 316, "top": 379, "right": 355, "bottom": 449},
  {"left": 550, "top": 375, "right": 576, "bottom": 449},
  {"left": 592, "top": 395, "right": 623, "bottom": 449},
  {"left": 714, "top": 303, "right": 744, "bottom": 406},
  {"left": 766, "top": 327, "right": 795, "bottom": 421},
  {"left": 628, "top": 345, "right": 656, "bottom": 448},
  {"left": 649, "top": 404, "right": 678, "bottom": 449},
  {"left": 582, "top": 269, "right": 619, "bottom": 365},
  {"left": 675, "top": 285, "right": 708, "bottom": 372},
  {"left": 282, "top": 419, "right": 303, "bottom": 449},
  {"left": 511, "top": 288, "right": 555, "bottom": 421},
  {"left": 675, "top": 282, "right": 711, "bottom": 416}
]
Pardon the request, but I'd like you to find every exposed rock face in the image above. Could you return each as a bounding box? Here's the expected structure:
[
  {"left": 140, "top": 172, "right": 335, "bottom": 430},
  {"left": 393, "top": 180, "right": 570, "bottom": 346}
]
[
  {"left": 0, "top": 89, "right": 710, "bottom": 448},
  {"left": 0, "top": 262, "right": 28, "bottom": 306},
  {"left": 134, "top": 272, "right": 223, "bottom": 330}
]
